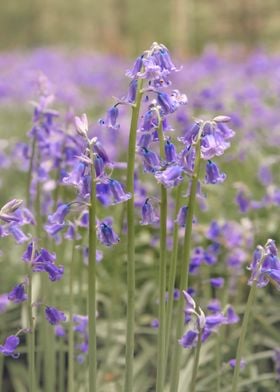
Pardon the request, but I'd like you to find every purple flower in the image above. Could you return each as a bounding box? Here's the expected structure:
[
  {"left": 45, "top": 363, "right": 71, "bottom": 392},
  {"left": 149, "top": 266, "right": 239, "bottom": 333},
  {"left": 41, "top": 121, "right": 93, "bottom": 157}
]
[
  {"left": 236, "top": 189, "right": 251, "bottom": 213},
  {"left": 55, "top": 325, "right": 66, "bottom": 337},
  {"left": 94, "top": 155, "right": 105, "bottom": 177},
  {"left": 109, "top": 179, "right": 131, "bottom": 205},
  {"left": 0, "top": 335, "right": 20, "bottom": 358},
  {"left": 179, "top": 330, "right": 198, "bottom": 349},
  {"left": 165, "top": 139, "right": 177, "bottom": 163},
  {"left": 248, "top": 240, "right": 280, "bottom": 288},
  {"left": 151, "top": 319, "right": 159, "bottom": 329},
  {"left": 205, "top": 161, "right": 226, "bottom": 184},
  {"left": 210, "top": 277, "right": 224, "bottom": 288},
  {"left": 229, "top": 358, "right": 246, "bottom": 369},
  {"left": 97, "top": 220, "right": 120, "bottom": 247},
  {"left": 45, "top": 223, "right": 66, "bottom": 237},
  {"left": 45, "top": 306, "right": 66, "bottom": 325},
  {"left": 8, "top": 224, "right": 29, "bottom": 244},
  {"left": 139, "top": 198, "right": 159, "bottom": 226},
  {"left": 0, "top": 294, "right": 9, "bottom": 314},
  {"left": 8, "top": 283, "right": 27, "bottom": 304},
  {"left": 155, "top": 165, "right": 183, "bottom": 188},
  {"left": 99, "top": 106, "right": 120, "bottom": 131},
  {"left": 175, "top": 206, "right": 188, "bottom": 227},
  {"left": 48, "top": 204, "right": 70, "bottom": 224},
  {"left": 0, "top": 199, "right": 23, "bottom": 223},
  {"left": 139, "top": 147, "right": 161, "bottom": 173}
]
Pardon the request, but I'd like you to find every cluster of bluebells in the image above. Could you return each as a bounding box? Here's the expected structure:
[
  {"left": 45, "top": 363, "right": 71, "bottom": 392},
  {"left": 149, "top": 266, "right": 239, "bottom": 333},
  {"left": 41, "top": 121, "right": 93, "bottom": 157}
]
[
  {"left": 0, "top": 199, "right": 35, "bottom": 244},
  {"left": 248, "top": 239, "right": 280, "bottom": 288},
  {"left": 179, "top": 291, "right": 239, "bottom": 349},
  {"left": 0, "top": 199, "right": 66, "bottom": 358}
]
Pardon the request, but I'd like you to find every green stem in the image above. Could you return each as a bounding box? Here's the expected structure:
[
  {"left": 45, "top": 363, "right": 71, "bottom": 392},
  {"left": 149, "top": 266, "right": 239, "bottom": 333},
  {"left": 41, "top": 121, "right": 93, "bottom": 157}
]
[
  {"left": 169, "top": 137, "right": 202, "bottom": 392},
  {"left": 156, "top": 121, "right": 168, "bottom": 392},
  {"left": 164, "top": 183, "right": 182, "bottom": 370},
  {"left": 88, "top": 147, "right": 97, "bottom": 392},
  {"left": 124, "top": 79, "right": 143, "bottom": 392},
  {"left": 68, "top": 241, "right": 76, "bottom": 392},
  {"left": 216, "top": 334, "right": 221, "bottom": 392},
  {"left": 27, "top": 136, "right": 36, "bottom": 209},
  {"left": 189, "top": 332, "right": 202, "bottom": 392},
  {"left": 28, "top": 269, "right": 36, "bottom": 392},
  {"left": 231, "top": 282, "right": 257, "bottom": 392},
  {"left": 0, "top": 354, "right": 3, "bottom": 392}
]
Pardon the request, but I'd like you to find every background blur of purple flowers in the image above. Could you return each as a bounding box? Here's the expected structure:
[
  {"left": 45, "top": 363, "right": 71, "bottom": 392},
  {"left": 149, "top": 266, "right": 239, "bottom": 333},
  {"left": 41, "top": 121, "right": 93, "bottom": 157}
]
[{"left": 0, "top": 38, "right": 280, "bottom": 391}]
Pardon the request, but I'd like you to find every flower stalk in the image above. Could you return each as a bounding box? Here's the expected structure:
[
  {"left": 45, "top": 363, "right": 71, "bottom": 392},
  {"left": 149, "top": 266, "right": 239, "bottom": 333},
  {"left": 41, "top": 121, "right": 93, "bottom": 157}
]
[
  {"left": 169, "top": 125, "right": 203, "bottom": 392},
  {"left": 231, "top": 282, "right": 257, "bottom": 392},
  {"left": 88, "top": 144, "right": 97, "bottom": 392},
  {"left": 124, "top": 78, "right": 143, "bottom": 392},
  {"left": 156, "top": 120, "right": 168, "bottom": 392}
]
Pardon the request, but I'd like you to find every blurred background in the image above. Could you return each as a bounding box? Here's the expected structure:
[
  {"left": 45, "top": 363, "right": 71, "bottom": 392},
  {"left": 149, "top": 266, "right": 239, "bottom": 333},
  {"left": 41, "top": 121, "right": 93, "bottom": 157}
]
[{"left": 1, "top": 0, "right": 280, "bottom": 56}]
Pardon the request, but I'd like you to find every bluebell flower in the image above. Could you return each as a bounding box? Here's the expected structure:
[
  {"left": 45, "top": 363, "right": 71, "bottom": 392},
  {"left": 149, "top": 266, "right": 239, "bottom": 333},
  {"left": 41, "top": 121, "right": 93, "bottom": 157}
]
[
  {"left": 109, "top": 179, "right": 131, "bottom": 205},
  {"left": 8, "top": 283, "right": 27, "bottom": 304},
  {"left": 205, "top": 161, "right": 226, "bottom": 184},
  {"left": 140, "top": 199, "right": 159, "bottom": 225},
  {"left": 97, "top": 220, "right": 120, "bottom": 247},
  {"left": 93, "top": 141, "right": 110, "bottom": 164},
  {"left": 0, "top": 294, "right": 9, "bottom": 314},
  {"left": 155, "top": 165, "right": 183, "bottom": 188},
  {"left": 165, "top": 139, "right": 177, "bottom": 163},
  {"left": 126, "top": 55, "right": 143, "bottom": 78},
  {"left": 63, "top": 162, "right": 86, "bottom": 188},
  {"left": 140, "top": 147, "right": 161, "bottom": 173},
  {"left": 94, "top": 155, "right": 105, "bottom": 177},
  {"left": 229, "top": 359, "right": 246, "bottom": 369},
  {"left": 248, "top": 239, "right": 280, "bottom": 288},
  {"left": 54, "top": 325, "right": 66, "bottom": 337},
  {"left": 209, "top": 277, "right": 224, "bottom": 288},
  {"left": 175, "top": 206, "right": 188, "bottom": 227},
  {"left": 0, "top": 335, "right": 20, "bottom": 358},
  {"left": 45, "top": 306, "right": 66, "bottom": 325},
  {"left": 137, "top": 133, "right": 152, "bottom": 149},
  {"left": 180, "top": 291, "right": 239, "bottom": 349},
  {"left": 236, "top": 189, "right": 251, "bottom": 213},
  {"left": 48, "top": 204, "right": 70, "bottom": 224},
  {"left": 151, "top": 319, "right": 159, "bottom": 329},
  {"left": 8, "top": 224, "right": 29, "bottom": 244},
  {"left": 99, "top": 106, "right": 120, "bottom": 131},
  {"left": 126, "top": 79, "right": 138, "bottom": 103}
]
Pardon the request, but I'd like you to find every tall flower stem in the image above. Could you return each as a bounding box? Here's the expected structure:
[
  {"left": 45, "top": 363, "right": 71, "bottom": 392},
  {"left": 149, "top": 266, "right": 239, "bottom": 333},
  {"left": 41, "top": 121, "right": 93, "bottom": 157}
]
[
  {"left": 215, "top": 335, "right": 221, "bottom": 392},
  {"left": 231, "top": 282, "right": 257, "bottom": 392},
  {"left": 164, "top": 182, "right": 183, "bottom": 370},
  {"left": 156, "top": 121, "right": 168, "bottom": 392},
  {"left": 124, "top": 79, "right": 143, "bottom": 392},
  {"left": 27, "top": 248, "right": 36, "bottom": 392},
  {"left": 169, "top": 132, "right": 202, "bottom": 392},
  {"left": 68, "top": 241, "right": 76, "bottom": 392},
  {"left": 88, "top": 146, "right": 97, "bottom": 392},
  {"left": 189, "top": 332, "right": 202, "bottom": 392},
  {"left": 26, "top": 136, "right": 36, "bottom": 209}
]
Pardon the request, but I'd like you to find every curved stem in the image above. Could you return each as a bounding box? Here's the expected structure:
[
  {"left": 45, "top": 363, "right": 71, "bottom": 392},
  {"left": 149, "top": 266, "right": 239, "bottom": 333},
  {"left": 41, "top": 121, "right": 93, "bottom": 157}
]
[
  {"left": 231, "top": 282, "right": 257, "bottom": 392},
  {"left": 189, "top": 332, "right": 202, "bottom": 392},
  {"left": 124, "top": 79, "right": 143, "bottom": 392},
  {"left": 88, "top": 147, "right": 97, "bottom": 392},
  {"left": 169, "top": 139, "right": 202, "bottom": 392},
  {"left": 156, "top": 121, "right": 168, "bottom": 392}
]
